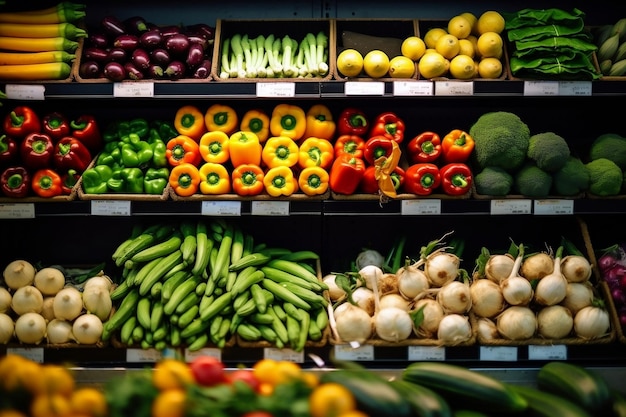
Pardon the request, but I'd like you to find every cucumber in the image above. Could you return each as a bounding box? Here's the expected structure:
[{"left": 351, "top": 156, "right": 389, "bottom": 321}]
[
  {"left": 537, "top": 361, "right": 612, "bottom": 415},
  {"left": 390, "top": 379, "right": 452, "bottom": 417},
  {"left": 402, "top": 362, "right": 528, "bottom": 414},
  {"left": 507, "top": 384, "right": 592, "bottom": 417}
]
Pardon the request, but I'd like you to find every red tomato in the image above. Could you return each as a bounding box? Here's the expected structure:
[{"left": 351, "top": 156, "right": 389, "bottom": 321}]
[
  {"left": 228, "top": 368, "right": 261, "bottom": 392},
  {"left": 189, "top": 355, "right": 227, "bottom": 386},
  {"left": 241, "top": 412, "right": 274, "bottom": 417}
]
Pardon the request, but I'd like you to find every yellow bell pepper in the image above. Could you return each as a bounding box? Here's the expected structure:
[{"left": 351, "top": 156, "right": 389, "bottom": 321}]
[
  {"left": 204, "top": 104, "right": 239, "bottom": 135},
  {"left": 240, "top": 109, "right": 270, "bottom": 143},
  {"left": 298, "top": 137, "right": 334, "bottom": 170},
  {"left": 262, "top": 136, "right": 299, "bottom": 168},
  {"left": 199, "top": 162, "right": 231, "bottom": 195},
  {"left": 263, "top": 165, "right": 297, "bottom": 197},
  {"left": 270, "top": 103, "right": 306, "bottom": 141},
  {"left": 298, "top": 166, "right": 329, "bottom": 196},
  {"left": 229, "top": 131, "right": 262, "bottom": 168},
  {"left": 199, "top": 131, "right": 230, "bottom": 164},
  {"left": 303, "top": 104, "right": 336, "bottom": 140}
]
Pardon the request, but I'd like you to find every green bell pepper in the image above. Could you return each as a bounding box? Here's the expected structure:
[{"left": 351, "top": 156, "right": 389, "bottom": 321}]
[
  {"left": 103, "top": 121, "right": 121, "bottom": 143},
  {"left": 144, "top": 167, "right": 169, "bottom": 195},
  {"left": 119, "top": 118, "right": 149, "bottom": 141},
  {"left": 82, "top": 165, "right": 113, "bottom": 194},
  {"left": 97, "top": 142, "right": 120, "bottom": 166},
  {"left": 153, "top": 120, "right": 178, "bottom": 141},
  {"left": 121, "top": 133, "right": 153, "bottom": 168},
  {"left": 152, "top": 139, "right": 167, "bottom": 168},
  {"left": 106, "top": 171, "right": 125, "bottom": 192},
  {"left": 122, "top": 167, "right": 144, "bottom": 193}
]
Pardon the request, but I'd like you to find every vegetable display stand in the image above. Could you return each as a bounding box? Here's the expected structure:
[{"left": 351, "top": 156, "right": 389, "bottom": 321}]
[
  {"left": 333, "top": 18, "right": 419, "bottom": 81},
  {"left": 211, "top": 19, "right": 335, "bottom": 82}
]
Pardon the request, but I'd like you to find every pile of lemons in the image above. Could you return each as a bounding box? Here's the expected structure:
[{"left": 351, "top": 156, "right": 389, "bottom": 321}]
[{"left": 336, "top": 46, "right": 417, "bottom": 79}]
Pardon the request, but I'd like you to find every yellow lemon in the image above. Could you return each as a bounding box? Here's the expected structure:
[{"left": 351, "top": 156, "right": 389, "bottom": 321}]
[
  {"left": 401, "top": 36, "right": 426, "bottom": 61},
  {"left": 363, "top": 50, "right": 390, "bottom": 78},
  {"left": 460, "top": 12, "right": 478, "bottom": 33},
  {"left": 478, "top": 57, "right": 503, "bottom": 78},
  {"left": 449, "top": 54, "right": 476, "bottom": 79},
  {"left": 447, "top": 15, "right": 472, "bottom": 39},
  {"left": 424, "top": 27, "right": 447, "bottom": 49},
  {"left": 435, "top": 34, "right": 460, "bottom": 60},
  {"left": 418, "top": 51, "right": 448, "bottom": 79},
  {"left": 336, "top": 48, "right": 364, "bottom": 77},
  {"left": 458, "top": 38, "right": 475, "bottom": 58},
  {"left": 388, "top": 55, "right": 416, "bottom": 78},
  {"left": 476, "top": 31, "right": 503, "bottom": 58},
  {"left": 476, "top": 10, "right": 506, "bottom": 35}
]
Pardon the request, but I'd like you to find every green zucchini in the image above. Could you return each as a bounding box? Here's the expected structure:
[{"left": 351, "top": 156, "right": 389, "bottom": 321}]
[
  {"left": 537, "top": 361, "right": 612, "bottom": 415},
  {"left": 507, "top": 384, "right": 592, "bottom": 417},
  {"left": 452, "top": 411, "right": 491, "bottom": 417},
  {"left": 402, "top": 362, "right": 528, "bottom": 414},
  {"left": 390, "top": 379, "right": 452, "bottom": 417}
]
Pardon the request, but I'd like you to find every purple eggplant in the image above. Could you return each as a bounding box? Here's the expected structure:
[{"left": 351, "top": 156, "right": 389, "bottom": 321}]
[
  {"left": 159, "top": 25, "right": 182, "bottom": 38},
  {"left": 193, "top": 59, "right": 212, "bottom": 79},
  {"left": 107, "top": 47, "right": 128, "bottom": 63},
  {"left": 150, "top": 48, "right": 170, "bottom": 66},
  {"left": 83, "top": 47, "right": 109, "bottom": 62},
  {"left": 101, "top": 15, "right": 126, "bottom": 37},
  {"left": 103, "top": 61, "right": 127, "bottom": 82},
  {"left": 87, "top": 32, "right": 110, "bottom": 49},
  {"left": 186, "top": 23, "right": 215, "bottom": 41},
  {"left": 124, "top": 62, "right": 145, "bottom": 80},
  {"left": 131, "top": 48, "right": 151, "bottom": 70},
  {"left": 79, "top": 60, "right": 101, "bottom": 79},
  {"left": 185, "top": 33, "right": 209, "bottom": 50},
  {"left": 113, "top": 34, "right": 139, "bottom": 51},
  {"left": 165, "top": 60, "right": 186, "bottom": 80},
  {"left": 147, "top": 64, "right": 165, "bottom": 79},
  {"left": 185, "top": 42, "right": 205, "bottom": 68},
  {"left": 139, "top": 28, "right": 163, "bottom": 50},
  {"left": 165, "top": 33, "right": 190, "bottom": 57},
  {"left": 124, "top": 16, "right": 149, "bottom": 34}
]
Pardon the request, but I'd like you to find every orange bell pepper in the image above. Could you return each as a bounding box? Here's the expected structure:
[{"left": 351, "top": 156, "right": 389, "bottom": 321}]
[
  {"left": 298, "top": 137, "right": 334, "bottom": 170},
  {"left": 199, "top": 131, "right": 230, "bottom": 164},
  {"left": 303, "top": 104, "right": 336, "bottom": 141},
  {"left": 441, "top": 129, "right": 474, "bottom": 163},
  {"left": 298, "top": 166, "right": 329, "bottom": 196},
  {"left": 232, "top": 164, "right": 265, "bottom": 196},
  {"left": 174, "top": 105, "right": 206, "bottom": 141},
  {"left": 262, "top": 136, "right": 299, "bottom": 168},
  {"left": 229, "top": 131, "right": 262, "bottom": 168},
  {"left": 166, "top": 135, "right": 202, "bottom": 167},
  {"left": 263, "top": 165, "right": 297, "bottom": 197},
  {"left": 270, "top": 104, "right": 306, "bottom": 141},
  {"left": 169, "top": 163, "right": 201, "bottom": 197},
  {"left": 204, "top": 104, "right": 238, "bottom": 135},
  {"left": 240, "top": 109, "right": 270, "bottom": 143},
  {"left": 334, "top": 134, "right": 365, "bottom": 159},
  {"left": 199, "top": 162, "right": 231, "bottom": 195}
]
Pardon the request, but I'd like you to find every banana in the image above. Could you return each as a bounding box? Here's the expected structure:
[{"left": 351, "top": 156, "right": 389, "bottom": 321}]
[
  {"left": 598, "top": 32, "right": 620, "bottom": 62},
  {"left": 609, "top": 58, "right": 626, "bottom": 76}
]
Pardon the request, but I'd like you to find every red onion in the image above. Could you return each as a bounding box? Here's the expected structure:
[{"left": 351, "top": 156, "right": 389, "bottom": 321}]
[
  {"left": 611, "top": 287, "right": 626, "bottom": 305},
  {"left": 598, "top": 253, "right": 618, "bottom": 273}
]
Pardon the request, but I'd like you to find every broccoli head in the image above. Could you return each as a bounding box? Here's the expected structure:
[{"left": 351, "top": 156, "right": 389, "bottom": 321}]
[
  {"left": 514, "top": 163, "right": 552, "bottom": 197},
  {"left": 527, "top": 132, "right": 570, "bottom": 172},
  {"left": 589, "top": 133, "right": 626, "bottom": 170},
  {"left": 469, "top": 111, "right": 531, "bottom": 172},
  {"left": 474, "top": 166, "right": 514, "bottom": 196},
  {"left": 585, "top": 158, "right": 623, "bottom": 196},
  {"left": 552, "top": 156, "right": 589, "bottom": 196}
]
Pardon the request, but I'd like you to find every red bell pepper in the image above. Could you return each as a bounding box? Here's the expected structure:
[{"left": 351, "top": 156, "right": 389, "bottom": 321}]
[
  {"left": 70, "top": 115, "right": 103, "bottom": 153},
  {"left": 337, "top": 108, "right": 369, "bottom": 137},
  {"left": 360, "top": 165, "right": 405, "bottom": 194},
  {"left": 42, "top": 112, "right": 71, "bottom": 142},
  {"left": 404, "top": 163, "right": 441, "bottom": 196},
  {"left": 3, "top": 106, "right": 41, "bottom": 139},
  {"left": 440, "top": 163, "right": 473, "bottom": 196},
  {"left": 61, "top": 169, "right": 80, "bottom": 195},
  {"left": 390, "top": 166, "right": 405, "bottom": 192},
  {"left": 406, "top": 131, "right": 442, "bottom": 164},
  {"left": 31, "top": 168, "right": 63, "bottom": 198},
  {"left": 329, "top": 154, "right": 366, "bottom": 195},
  {"left": 364, "top": 135, "right": 394, "bottom": 165},
  {"left": 0, "top": 166, "right": 30, "bottom": 198},
  {"left": 334, "top": 135, "right": 365, "bottom": 159},
  {"left": 369, "top": 112, "right": 405, "bottom": 143},
  {"left": 441, "top": 129, "right": 475, "bottom": 163},
  {"left": 0, "top": 134, "right": 18, "bottom": 167},
  {"left": 53, "top": 136, "right": 93, "bottom": 172},
  {"left": 20, "top": 132, "right": 54, "bottom": 170}
]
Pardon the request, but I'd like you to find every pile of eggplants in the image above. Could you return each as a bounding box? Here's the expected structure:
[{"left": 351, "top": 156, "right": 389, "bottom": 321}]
[{"left": 79, "top": 15, "right": 215, "bottom": 81}]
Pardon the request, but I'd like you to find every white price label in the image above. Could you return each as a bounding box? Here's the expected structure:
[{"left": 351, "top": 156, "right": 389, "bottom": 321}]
[
  {"left": 344, "top": 81, "right": 385, "bottom": 96},
  {"left": 5, "top": 84, "right": 45, "bottom": 100},
  {"left": 401, "top": 199, "right": 441, "bottom": 215},
  {"left": 528, "top": 345, "right": 567, "bottom": 360},
  {"left": 7, "top": 347, "right": 44, "bottom": 363},
  {"left": 407, "top": 346, "right": 446, "bottom": 361},
  {"left": 490, "top": 199, "right": 532, "bottom": 215},
  {"left": 263, "top": 348, "right": 304, "bottom": 363},
  {"left": 524, "top": 81, "right": 559, "bottom": 96},
  {"left": 126, "top": 348, "right": 162, "bottom": 362},
  {"left": 251, "top": 200, "right": 289, "bottom": 216},
  {"left": 184, "top": 348, "right": 222, "bottom": 362},
  {"left": 534, "top": 199, "right": 574, "bottom": 215},
  {"left": 479, "top": 346, "right": 518, "bottom": 361},
  {"left": 201, "top": 201, "right": 241, "bottom": 216},
  {"left": 256, "top": 82, "right": 296, "bottom": 97},
  {"left": 333, "top": 344, "right": 375, "bottom": 361},
  {"left": 0, "top": 203, "right": 35, "bottom": 218},
  {"left": 558, "top": 81, "right": 592, "bottom": 96},
  {"left": 393, "top": 81, "right": 433, "bottom": 96},
  {"left": 435, "top": 81, "right": 474, "bottom": 96},
  {"left": 113, "top": 81, "right": 154, "bottom": 97},
  {"left": 91, "top": 200, "right": 131, "bottom": 216}
]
